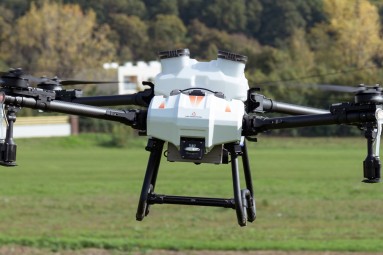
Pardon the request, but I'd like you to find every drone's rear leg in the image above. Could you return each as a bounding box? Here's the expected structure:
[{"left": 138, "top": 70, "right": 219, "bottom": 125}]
[
  {"left": 241, "top": 140, "right": 256, "bottom": 222},
  {"left": 136, "top": 138, "right": 164, "bottom": 221},
  {"left": 228, "top": 143, "right": 247, "bottom": 226}
]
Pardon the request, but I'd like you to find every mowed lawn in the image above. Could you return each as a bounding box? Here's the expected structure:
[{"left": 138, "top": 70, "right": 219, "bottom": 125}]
[{"left": 0, "top": 135, "right": 382, "bottom": 252}]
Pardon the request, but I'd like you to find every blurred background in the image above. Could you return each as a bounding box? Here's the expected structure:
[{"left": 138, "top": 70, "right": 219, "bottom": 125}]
[
  {"left": 2, "top": 0, "right": 383, "bottom": 137},
  {"left": 1, "top": 1, "right": 383, "bottom": 253}
]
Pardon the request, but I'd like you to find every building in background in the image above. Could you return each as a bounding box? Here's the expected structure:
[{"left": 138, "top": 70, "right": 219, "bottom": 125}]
[
  {"left": 0, "top": 115, "right": 73, "bottom": 139},
  {"left": 117, "top": 61, "right": 161, "bottom": 94},
  {"left": 104, "top": 61, "right": 161, "bottom": 95}
]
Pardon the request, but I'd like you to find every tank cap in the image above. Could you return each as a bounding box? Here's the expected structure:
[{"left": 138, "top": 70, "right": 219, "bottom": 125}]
[
  {"left": 218, "top": 50, "right": 247, "bottom": 64},
  {"left": 158, "top": 49, "right": 190, "bottom": 59}
]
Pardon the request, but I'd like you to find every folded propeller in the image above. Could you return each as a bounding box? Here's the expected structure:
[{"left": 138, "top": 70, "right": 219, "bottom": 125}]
[{"left": 0, "top": 68, "right": 119, "bottom": 91}]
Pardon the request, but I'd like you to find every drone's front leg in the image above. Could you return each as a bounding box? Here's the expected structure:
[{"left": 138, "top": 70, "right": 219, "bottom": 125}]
[
  {"left": 0, "top": 106, "right": 19, "bottom": 166},
  {"left": 363, "top": 109, "right": 383, "bottom": 183}
]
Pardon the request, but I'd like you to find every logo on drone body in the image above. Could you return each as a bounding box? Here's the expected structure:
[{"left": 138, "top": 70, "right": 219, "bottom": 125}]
[{"left": 186, "top": 111, "right": 202, "bottom": 118}]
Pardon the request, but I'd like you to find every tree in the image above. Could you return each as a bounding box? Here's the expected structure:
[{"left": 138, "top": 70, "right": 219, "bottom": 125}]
[
  {"left": 109, "top": 14, "right": 150, "bottom": 62},
  {"left": 144, "top": 0, "right": 179, "bottom": 19},
  {"left": 309, "top": 0, "right": 383, "bottom": 85},
  {"left": 149, "top": 15, "right": 187, "bottom": 52},
  {"left": 0, "top": 6, "right": 14, "bottom": 69},
  {"left": 5, "top": 1, "right": 116, "bottom": 78},
  {"left": 187, "top": 20, "right": 261, "bottom": 62},
  {"left": 0, "top": 0, "right": 32, "bottom": 19},
  {"left": 178, "top": 0, "right": 206, "bottom": 26},
  {"left": 63, "top": 0, "right": 147, "bottom": 23},
  {"left": 245, "top": 0, "right": 263, "bottom": 36},
  {"left": 324, "top": 0, "right": 382, "bottom": 68},
  {"left": 256, "top": 0, "right": 324, "bottom": 46},
  {"left": 200, "top": 0, "right": 247, "bottom": 33},
  {"left": 187, "top": 20, "right": 231, "bottom": 60}
]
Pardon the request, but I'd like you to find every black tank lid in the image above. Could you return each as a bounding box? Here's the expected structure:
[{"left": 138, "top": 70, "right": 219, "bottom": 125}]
[
  {"left": 158, "top": 49, "right": 190, "bottom": 59},
  {"left": 218, "top": 50, "right": 247, "bottom": 64}
]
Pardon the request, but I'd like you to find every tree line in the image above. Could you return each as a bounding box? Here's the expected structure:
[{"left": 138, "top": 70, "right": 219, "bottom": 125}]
[{"left": 1, "top": 0, "right": 383, "bottom": 136}]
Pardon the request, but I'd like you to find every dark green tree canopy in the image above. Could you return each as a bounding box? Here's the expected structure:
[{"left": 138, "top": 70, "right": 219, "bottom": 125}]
[{"left": 1, "top": 0, "right": 383, "bottom": 136}]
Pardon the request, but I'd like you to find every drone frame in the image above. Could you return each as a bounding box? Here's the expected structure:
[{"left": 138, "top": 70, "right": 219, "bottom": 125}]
[{"left": 0, "top": 70, "right": 381, "bottom": 226}]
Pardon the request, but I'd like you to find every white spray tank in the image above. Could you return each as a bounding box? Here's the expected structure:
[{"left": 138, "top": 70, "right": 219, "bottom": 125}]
[
  {"left": 147, "top": 49, "right": 249, "bottom": 164},
  {"left": 154, "top": 49, "right": 249, "bottom": 101}
]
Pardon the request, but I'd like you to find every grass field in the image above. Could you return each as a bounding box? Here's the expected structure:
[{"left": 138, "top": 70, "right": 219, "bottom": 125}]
[{"left": 0, "top": 134, "right": 382, "bottom": 252}]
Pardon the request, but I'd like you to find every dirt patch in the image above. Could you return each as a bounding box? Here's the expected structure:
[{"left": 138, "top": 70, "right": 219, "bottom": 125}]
[{"left": 0, "top": 246, "right": 381, "bottom": 255}]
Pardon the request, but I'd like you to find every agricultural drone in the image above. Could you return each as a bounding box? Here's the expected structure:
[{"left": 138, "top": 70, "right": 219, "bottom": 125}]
[{"left": 0, "top": 49, "right": 381, "bottom": 227}]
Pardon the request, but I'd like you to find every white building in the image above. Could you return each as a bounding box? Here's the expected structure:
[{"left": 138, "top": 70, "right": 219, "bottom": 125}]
[
  {"left": 117, "top": 61, "right": 161, "bottom": 94},
  {"left": 0, "top": 116, "right": 72, "bottom": 139}
]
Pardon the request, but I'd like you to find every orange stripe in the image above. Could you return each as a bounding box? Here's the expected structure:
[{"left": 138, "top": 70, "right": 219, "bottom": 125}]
[
  {"left": 195, "top": 96, "right": 203, "bottom": 105},
  {"left": 189, "top": 96, "right": 204, "bottom": 106},
  {"left": 189, "top": 96, "right": 196, "bottom": 105},
  {"left": 225, "top": 105, "right": 231, "bottom": 112}
]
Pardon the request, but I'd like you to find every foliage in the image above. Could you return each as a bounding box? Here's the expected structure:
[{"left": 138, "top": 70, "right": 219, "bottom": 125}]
[
  {"left": 109, "top": 14, "right": 149, "bottom": 62},
  {"left": 187, "top": 20, "right": 261, "bottom": 62},
  {"left": 255, "top": 0, "right": 325, "bottom": 46},
  {"left": 311, "top": 0, "right": 383, "bottom": 71},
  {"left": 3, "top": 1, "right": 116, "bottom": 77},
  {"left": 199, "top": 0, "right": 247, "bottom": 33},
  {"left": 148, "top": 14, "right": 187, "bottom": 52},
  {"left": 63, "top": 0, "right": 147, "bottom": 23},
  {"left": 105, "top": 124, "right": 135, "bottom": 148},
  {"left": 0, "top": 6, "right": 13, "bottom": 67},
  {"left": 1, "top": 0, "right": 383, "bottom": 136},
  {"left": 144, "top": 0, "right": 179, "bottom": 18}
]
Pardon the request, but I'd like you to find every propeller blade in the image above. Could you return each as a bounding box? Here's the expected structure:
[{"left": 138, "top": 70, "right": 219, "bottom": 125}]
[
  {"left": 261, "top": 83, "right": 366, "bottom": 93},
  {"left": 313, "top": 84, "right": 363, "bottom": 93},
  {"left": 0, "top": 68, "right": 25, "bottom": 78},
  {"left": 1, "top": 69, "right": 119, "bottom": 89},
  {"left": 60, "top": 80, "right": 119, "bottom": 86},
  {"left": 1, "top": 69, "right": 42, "bottom": 84},
  {"left": 21, "top": 74, "right": 46, "bottom": 84}
]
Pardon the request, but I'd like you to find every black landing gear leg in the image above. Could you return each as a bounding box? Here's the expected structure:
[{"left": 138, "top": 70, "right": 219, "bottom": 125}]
[
  {"left": 136, "top": 138, "right": 164, "bottom": 221},
  {"left": 136, "top": 139, "right": 256, "bottom": 227},
  {"left": 241, "top": 140, "right": 256, "bottom": 222},
  {"left": 227, "top": 141, "right": 256, "bottom": 227},
  {"left": 363, "top": 123, "right": 381, "bottom": 183},
  {"left": 0, "top": 106, "right": 18, "bottom": 166}
]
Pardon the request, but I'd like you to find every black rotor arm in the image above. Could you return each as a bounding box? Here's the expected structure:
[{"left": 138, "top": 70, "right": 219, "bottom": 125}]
[
  {"left": 69, "top": 91, "right": 151, "bottom": 107},
  {"left": 262, "top": 99, "right": 329, "bottom": 115},
  {"left": 243, "top": 102, "right": 383, "bottom": 183},
  {"left": 1, "top": 93, "right": 147, "bottom": 130},
  {"left": 57, "top": 81, "right": 154, "bottom": 107},
  {"left": 243, "top": 103, "right": 380, "bottom": 136},
  {"left": 246, "top": 90, "right": 328, "bottom": 115}
]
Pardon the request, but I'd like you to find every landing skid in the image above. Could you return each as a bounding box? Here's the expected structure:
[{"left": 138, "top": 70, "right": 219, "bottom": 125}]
[{"left": 136, "top": 138, "right": 256, "bottom": 227}]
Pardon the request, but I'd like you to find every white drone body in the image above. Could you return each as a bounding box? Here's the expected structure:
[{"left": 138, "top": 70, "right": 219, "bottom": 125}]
[{"left": 147, "top": 49, "right": 249, "bottom": 164}]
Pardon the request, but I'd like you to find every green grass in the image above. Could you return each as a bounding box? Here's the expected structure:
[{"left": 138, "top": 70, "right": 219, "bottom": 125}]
[{"left": 0, "top": 134, "right": 382, "bottom": 252}]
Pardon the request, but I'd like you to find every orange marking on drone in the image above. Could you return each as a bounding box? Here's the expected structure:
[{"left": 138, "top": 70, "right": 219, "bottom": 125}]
[
  {"left": 225, "top": 105, "right": 231, "bottom": 112},
  {"left": 159, "top": 101, "right": 165, "bottom": 109},
  {"left": 189, "top": 96, "right": 204, "bottom": 106}
]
